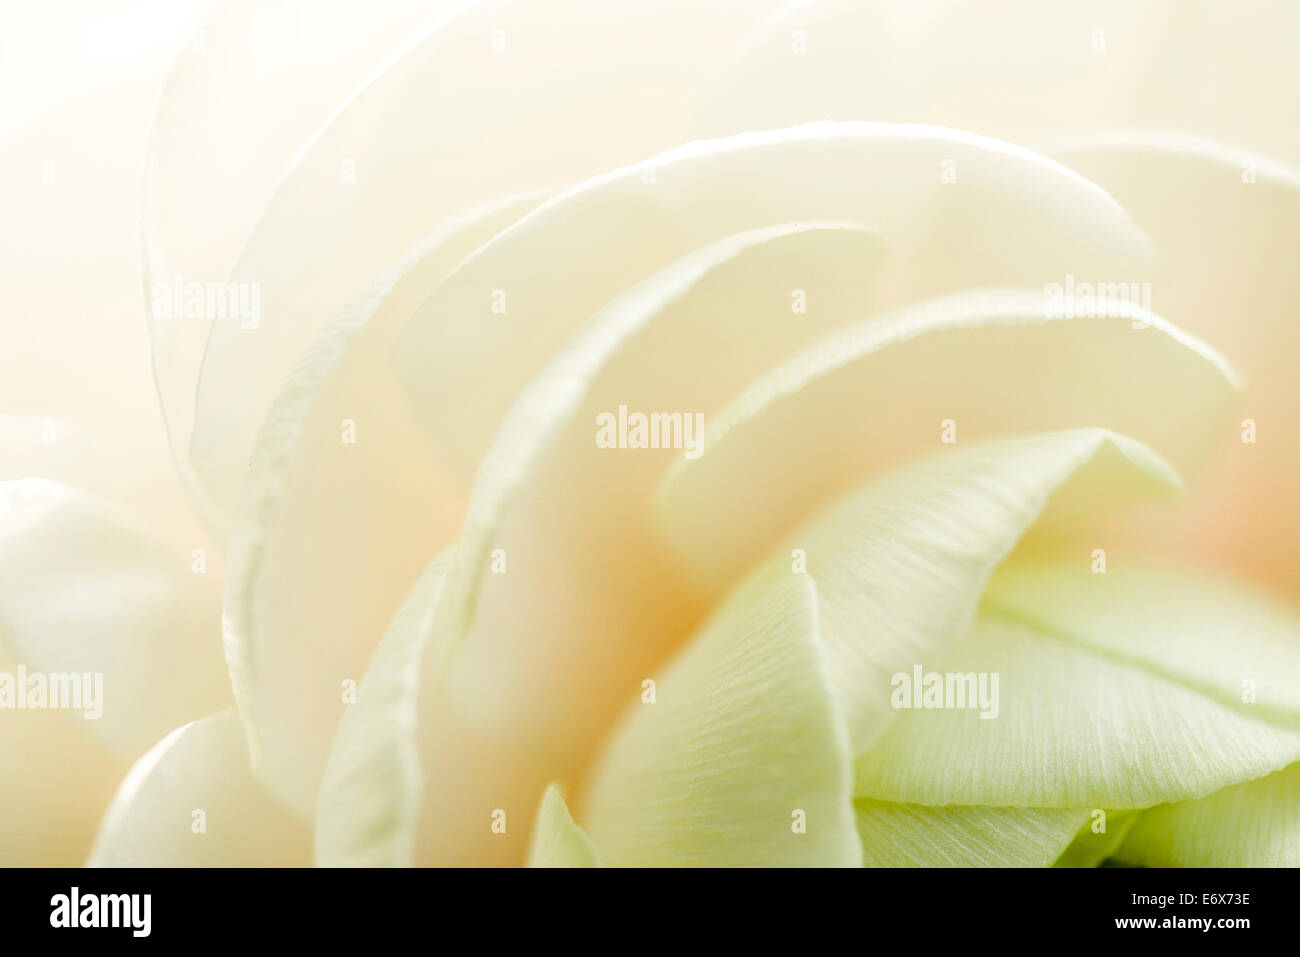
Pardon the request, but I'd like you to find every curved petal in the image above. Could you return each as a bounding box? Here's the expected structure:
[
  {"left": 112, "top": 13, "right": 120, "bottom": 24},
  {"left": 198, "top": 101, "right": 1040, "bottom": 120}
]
[
  {"left": 87, "top": 711, "right": 310, "bottom": 867},
  {"left": 1053, "top": 811, "right": 1139, "bottom": 868},
  {"left": 142, "top": 0, "right": 445, "bottom": 530},
  {"left": 315, "top": 548, "right": 454, "bottom": 867},
  {"left": 526, "top": 784, "right": 601, "bottom": 868},
  {"left": 1115, "top": 763, "right": 1300, "bottom": 867},
  {"left": 411, "top": 222, "right": 887, "bottom": 864},
  {"left": 0, "top": 479, "right": 229, "bottom": 758},
  {"left": 1040, "top": 132, "right": 1300, "bottom": 595},
  {"left": 392, "top": 122, "right": 1151, "bottom": 488},
  {"left": 0, "top": 639, "right": 125, "bottom": 866},
  {"left": 0, "top": 415, "right": 204, "bottom": 548},
  {"left": 743, "top": 429, "right": 1181, "bottom": 754},
  {"left": 222, "top": 193, "right": 541, "bottom": 816},
  {"left": 579, "top": 564, "right": 859, "bottom": 867},
  {"left": 655, "top": 287, "right": 1240, "bottom": 594},
  {"left": 854, "top": 610, "right": 1300, "bottom": 809},
  {"left": 433, "top": 219, "right": 886, "bottom": 662},
  {"left": 176, "top": 0, "right": 783, "bottom": 523},
  {"left": 984, "top": 562, "right": 1300, "bottom": 723},
  {"left": 855, "top": 800, "right": 1087, "bottom": 868}
]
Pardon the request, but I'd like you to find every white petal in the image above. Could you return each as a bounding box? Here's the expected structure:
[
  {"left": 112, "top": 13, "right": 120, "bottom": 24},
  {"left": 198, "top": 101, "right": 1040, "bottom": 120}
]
[
  {"left": 87, "top": 711, "right": 309, "bottom": 867},
  {"left": 393, "top": 123, "right": 1150, "bottom": 487},
  {"left": 315, "top": 549, "right": 454, "bottom": 867},
  {"left": 655, "top": 287, "right": 1239, "bottom": 594},
  {"left": 171, "top": 0, "right": 781, "bottom": 523},
  {"left": 1040, "top": 131, "right": 1300, "bottom": 595},
  {"left": 222, "top": 193, "right": 541, "bottom": 816},
  {"left": 0, "top": 479, "right": 229, "bottom": 758}
]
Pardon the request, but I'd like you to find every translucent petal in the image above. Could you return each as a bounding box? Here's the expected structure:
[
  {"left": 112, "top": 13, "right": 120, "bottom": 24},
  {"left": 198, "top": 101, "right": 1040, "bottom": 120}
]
[
  {"left": 87, "top": 711, "right": 309, "bottom": 867},
  {"left": 392, "top": 123, "right": 1151, "bottom": 489},
  {"left": 222, "top": 193, "right": 540, "bottom": 815},
  {"left": 315, "top": 549, "right": 454, "bottom": 867},
  {"left": 0, "top": 479, "right": 229, "bottom": 758},
  {"left": 655, "top": 288, "right": 1240, "bottom": 595}
]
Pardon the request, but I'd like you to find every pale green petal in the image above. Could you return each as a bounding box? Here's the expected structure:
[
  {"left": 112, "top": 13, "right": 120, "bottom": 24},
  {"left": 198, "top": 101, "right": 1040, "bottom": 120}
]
[
  {"left": 222, "top": 193, "right": 541, "bottom": 816},
  {"left": 1053, "top": 811, "right": 1140, "bottom": 868},
  {"left": 757, "top": 429, "right": 1179, "bottom": 754},
  {"left": 526, "top": 784, "right": 601, "bottom": 868},
  {"left": 1115, "top": 763, "right": 1300, "bottom": 867},
  {"left": 315, "top": 549, "right": 454, "bottom": 867},
  {"left": 985, "top": 560, "right": 1300, "bottom": 723},
  {"left": 87, "top": 711, "right": 309, "bottom": 867},
  {"left": 0, "top": 479, "right": 230, "bottom": 758},
  {"left": 855, "top": 800, "right": 1088, "bottom": 868},
  {"left": 655, "top": 287, "right": 1240, "bottom": 595},
  {"left": 855, "top": 612, "right": 1300, "bottom": 809},
  {"left": 580, "top": 563, "right": 859, "bottom": 866}
]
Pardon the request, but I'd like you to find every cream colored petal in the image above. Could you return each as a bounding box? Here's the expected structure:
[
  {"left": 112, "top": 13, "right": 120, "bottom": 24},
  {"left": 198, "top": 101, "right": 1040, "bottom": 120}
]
[
  {"left": 412, "top": 222, "right": 888, "bottom": 865},
  {"left": 0, "top": 638, "right": 125, "bottom": 866},
  {"left": 1040, "top": 132, "right": 1300, "bottom": 596},
  {"left": 433, "top": 220, "right": 885, "bottom": 659},
  {"left": 222, "top": 193, "right": 541, "bottom": 816},
  {"left": 1115, "top": 763, "right": 1300, "bottom": 867},
  {"left": 87, "top": 710, "right": 310, "bottom": 867},
  {"left": 526, "top": 784, "right": 601, "bottom": 868},
  {"left": 143, "top": 0, "right": 482, "bottom": 529},
  {"left": 0, "top": 479, "right": 229, "bottom": 759},
  {"left": 855, "top": 800, "right": 1088, "bottom": 868},
  {"left": 580, "top": 564, "right": 859, "bottom": 867},
  {"left": 172, "top": 0, "right": 782, "bottom": 524},
  {"left": 655, "top": 287, "right": 1239, "bottom": 595},
  {"left": 315, "top": 549, "right": 454, "bottom": 867},
  {"left": 393, "top": 122, "right": 1149, "bottom": 488}
]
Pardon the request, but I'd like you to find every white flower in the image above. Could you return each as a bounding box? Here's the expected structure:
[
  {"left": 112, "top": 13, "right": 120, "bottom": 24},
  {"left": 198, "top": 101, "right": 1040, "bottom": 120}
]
[{"left": 2, "top": 0, "right": 1299, "bottom": 867}]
